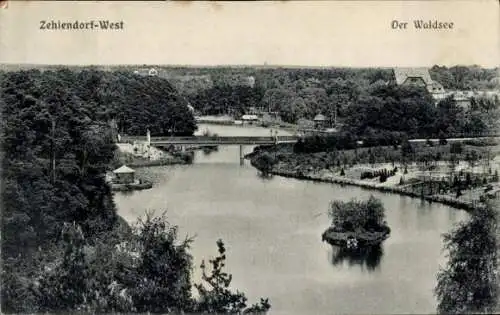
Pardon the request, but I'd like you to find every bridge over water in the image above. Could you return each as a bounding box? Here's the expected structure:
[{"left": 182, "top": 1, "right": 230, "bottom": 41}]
[
  {"left": 119, "top": 132, "right": 500, "bottom": 165},
  {"left": 121, "top": 135, "right": 299, "bottom": 145},
  {"left": 119, "top": 135, "right": 299, "bottom": 165}
]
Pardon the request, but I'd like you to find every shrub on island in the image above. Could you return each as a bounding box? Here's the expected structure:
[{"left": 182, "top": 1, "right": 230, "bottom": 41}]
[{"left": 322, "top": 195, "right": 391, "bottom": 248}]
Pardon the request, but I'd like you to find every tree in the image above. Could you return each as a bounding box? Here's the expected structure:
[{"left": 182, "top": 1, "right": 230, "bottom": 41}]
[
  {"left": 465, "top": 173, "right": 472, "bottom": 187},
  {"left": 38, "top": 223, "right": 88, "bottom": 312},
  {"left": 465, "top": 150, "right": 479, "bottom": 169},
  {"left": 130, "top": 212, "right": 194, "bottom": 313},
  {"left": 261, "top": 88, "right": 298, "bottom": 123},
  {"left": 194, "top": 240, "right": 271, "bottom": 314},
  {"left": 436, "top": 96, "right": 463, "bottom": 136},
  {"left": 450, "top": 142, "right": 464, "bottom": 155},
  {"left": 345, "top": 84, "right": 436, "bottom": 138},
  {"left": 252, "top": 152, "right": 277, "bottom": 176},
  {"left": 369, "top": 151, "right": 376, "bottom": 167},
  {"left": 439, "top": 131, "right": 448, "bottom": 145},
  {"left": 435, "top": 204, "right": 498, "bottom": 314},
  {"left": 401, "top": 137, "right": 414, "bottom": 164}
]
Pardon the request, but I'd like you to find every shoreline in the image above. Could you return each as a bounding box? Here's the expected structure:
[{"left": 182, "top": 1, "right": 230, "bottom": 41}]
[
  {"left": 123, "top": 157, "right": 190, "bottom": 168},
  {"left": 266, "top": 168, "right": 479, "bottom": 212}
]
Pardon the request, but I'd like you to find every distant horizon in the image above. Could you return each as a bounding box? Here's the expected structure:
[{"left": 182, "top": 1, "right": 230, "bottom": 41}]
[{"left": 1, "top": 63, "right": 498, "bottom": 70}]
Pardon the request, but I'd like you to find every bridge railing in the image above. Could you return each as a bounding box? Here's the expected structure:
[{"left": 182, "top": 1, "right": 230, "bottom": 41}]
[
  {"left": 120, "top": 135, "right": 299, "bottom": 143},
  {"left": 118, "top": 132, "right": 500, "bottom": 145}
]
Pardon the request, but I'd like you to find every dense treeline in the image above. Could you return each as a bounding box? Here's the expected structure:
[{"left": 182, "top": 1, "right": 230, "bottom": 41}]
[
  {"left": 293, "top": 86, "right": 498, "bottom": 154},
  {"left": 345, "top": 84, "right": 498, "bottom": 138},
  {"left": 189, "top": 85, "right": 265, "bottom": 117},
  {"left": 181, "top": 67, "right": 394, "bottom": 123},
  {"left": 0, "top": 69, "right": 268, "bottom": 313},
  {"left": 430, "top": 65, "right": 499, "bottom": 90},
  {"left": 173, "top": 67, "right": 498, "bottom": 139},
  {"left": 1, "top": 69, "right": 120, "bottom": 256},
  {"left": 0, "top": 68, "right": 196, "bottom": 137},
  {"left": 101, "top": 71, "right": 197, "bottom": 136}
]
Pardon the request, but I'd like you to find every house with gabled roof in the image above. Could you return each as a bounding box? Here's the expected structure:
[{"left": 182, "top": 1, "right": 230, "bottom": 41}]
[
  {"left": 394, "top": 68, "right": 432, "bottom": 85},
  {"left": 393, "top": 67, "right": 446, "bottom": 96}
]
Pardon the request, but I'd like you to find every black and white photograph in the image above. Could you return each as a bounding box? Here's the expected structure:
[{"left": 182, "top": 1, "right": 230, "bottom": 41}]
[{"left": 0, "top": 1, "right": 499, "bottom": 314}]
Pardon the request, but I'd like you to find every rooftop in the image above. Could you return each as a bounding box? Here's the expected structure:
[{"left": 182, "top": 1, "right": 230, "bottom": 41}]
[
  {"left": 393, "top": 68, "right": 434, "bottom": 85},
  {"left": 113, "top": 165, "right": 135, "bottom": 174},
  {"left": 314, "top": 114, "right": 327, "bottom": 121}
]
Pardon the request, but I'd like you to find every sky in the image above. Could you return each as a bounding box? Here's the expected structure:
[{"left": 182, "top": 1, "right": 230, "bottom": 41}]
[{"left": 0, "top": 0, "right": 498, "bottom": 68}]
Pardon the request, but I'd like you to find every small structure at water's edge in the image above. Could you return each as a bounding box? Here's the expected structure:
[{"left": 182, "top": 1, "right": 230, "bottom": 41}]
[
  {"left": 111, "top": 165, "right": 152, "bottom": 191},
  {"left": 321, "top": 195, "right": 391, "bottom": 249}
]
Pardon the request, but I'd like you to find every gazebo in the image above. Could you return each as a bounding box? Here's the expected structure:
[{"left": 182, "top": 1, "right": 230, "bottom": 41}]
[
  {"left": 113, "top": 165, "right": 136, "bottom": 184},
  {"left": 313, "top": 113, "right": 328, "bottom": 129}
]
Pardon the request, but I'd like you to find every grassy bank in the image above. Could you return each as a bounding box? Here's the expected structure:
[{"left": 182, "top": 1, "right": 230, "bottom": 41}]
[
  {"left": 269, "top": 168, "right": 480, "bottom": 212},
  {"left": 247, "top": 140, "right": 500, "bottom": 212}
]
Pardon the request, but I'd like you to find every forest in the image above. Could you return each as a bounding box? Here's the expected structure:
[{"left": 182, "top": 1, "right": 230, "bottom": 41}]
[
  {"left": 0, "top": 69, "right": 269, "bottom": 313},
  {"left": 151, "top": 65, "right": 497, "bottom": 122},
  {"left": 160, "top": 66, "right": 499, "bottom": 139}
]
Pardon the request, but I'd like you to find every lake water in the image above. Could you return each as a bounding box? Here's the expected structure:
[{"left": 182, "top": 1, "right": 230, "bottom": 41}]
[{"left": 114, "top": 124, "right": 468, "bottom": 315}]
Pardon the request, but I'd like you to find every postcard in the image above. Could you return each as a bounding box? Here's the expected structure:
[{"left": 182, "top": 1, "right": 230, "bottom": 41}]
[{"left": 0, "top": 1, "right": 499, "bottom": 314}]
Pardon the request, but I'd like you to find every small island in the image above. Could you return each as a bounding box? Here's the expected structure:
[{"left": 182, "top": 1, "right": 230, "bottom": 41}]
[
  {"left": 322, "top": 195, "right": 391, "bottom": 249},
  {"left": 109, "top": 165, "right": 153, "bottom": 191}
]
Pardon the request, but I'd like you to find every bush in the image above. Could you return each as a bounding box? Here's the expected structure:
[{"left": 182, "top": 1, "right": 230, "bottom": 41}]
[
  {"left": 463, "top": 139, "right": 498, "bottom": 147},
  {"left": 328, "top": 195, "right": 387, "bottom": 231},
  {"left": 379, "top": 173, "right": 388, "bottom": 183},
  {"left": 450, "top": 142, "right": 464, "bottom": 154},
  {"left": 438, "top": 131, "right": 448, "bottom": 145},
  {"left": 252, "top": 152, "right": 277, "bottom": 175},
  {"left": 361, "top": 168, "right": 396, "bottom": 181}
]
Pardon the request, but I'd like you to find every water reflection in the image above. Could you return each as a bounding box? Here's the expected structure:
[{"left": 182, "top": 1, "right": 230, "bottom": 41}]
[
  {"left": 330, "top": 244, "right": 384, "bottom": 272},
  {"left": 257, "top": 172, "right": 274, "bottom": 181},
  {"left": 115, "top": 124, "right": 471, "bottom": 315},
  {"left": 201, "top": 146, "right": 219, "bottom": 155}
]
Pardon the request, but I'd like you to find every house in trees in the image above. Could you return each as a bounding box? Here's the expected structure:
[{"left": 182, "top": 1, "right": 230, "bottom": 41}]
[
  {"left": 393, "top": 68, "right": 446, "bottom": 101},
  {"left": 241, "top": 114, "right": 259, "bottom": 123},
  {"left": 148, "top": 68, "right": 158, "bottom": 76},
  {"left": 133, "top": 68, "right": 161, "bottom": 77}
]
